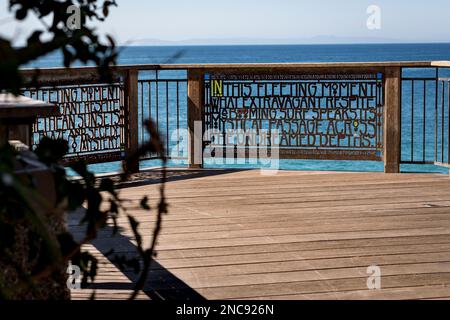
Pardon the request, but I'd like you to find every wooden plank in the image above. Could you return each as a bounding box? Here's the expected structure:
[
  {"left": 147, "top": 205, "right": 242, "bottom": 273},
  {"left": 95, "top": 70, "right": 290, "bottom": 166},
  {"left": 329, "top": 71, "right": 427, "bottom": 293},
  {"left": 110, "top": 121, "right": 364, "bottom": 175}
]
[
  {"left": 132, "top": 220, "right": 450, "bottom": 244},
  {"left": 105, "top": 208, "right": 450, "bottom": 228},
  {"left": 249, "top": 285, "right": 450, "bottom": 300},
  {"left": 125, "top": 188, "right": 450, "bottom": 204},
  {"left": 101, "top": 213, "right": 450, "bottom": 235},
  {"left": 120, "top": 179, "right": 450, "bottom": 196},
  {"left": 120, "top": 177, "right": 450, "bottom": 197},
  {"left": 153, "top": 236, "right": 450, "bottom": 260},
  {"left": 129, "top": 227, "right": 450, "bottom": 251},
  {"left": 153, "top": 243, "right": 450, "bottom": 269},
  {"left": 82, "top": 235, "right": 450, "bottom": 262},
  {"left": 431, "top": 61, "right": 450, "bottom": 68},
  {"left": 196, "top": 273, "right": 450, "bottom": 299},
  {"left": 145, "top": 251, "right": 450, "bottom": 278},
  {"left": 142, "top": 262, "right": 450, "bottom": 289}
]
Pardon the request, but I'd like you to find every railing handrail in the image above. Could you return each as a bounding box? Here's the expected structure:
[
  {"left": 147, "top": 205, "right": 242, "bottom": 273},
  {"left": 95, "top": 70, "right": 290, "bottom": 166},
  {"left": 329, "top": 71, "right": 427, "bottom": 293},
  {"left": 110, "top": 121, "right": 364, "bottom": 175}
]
[{"left": 20, "top": 61, "right": 449, "bottom": 74}]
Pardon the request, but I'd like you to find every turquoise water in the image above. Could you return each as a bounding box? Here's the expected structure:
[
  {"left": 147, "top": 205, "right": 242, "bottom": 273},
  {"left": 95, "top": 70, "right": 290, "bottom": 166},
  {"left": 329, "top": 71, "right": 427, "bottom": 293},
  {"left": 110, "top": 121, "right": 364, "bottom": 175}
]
[{"left": 28, "top": 44, "right": 450, "bottom": 174}]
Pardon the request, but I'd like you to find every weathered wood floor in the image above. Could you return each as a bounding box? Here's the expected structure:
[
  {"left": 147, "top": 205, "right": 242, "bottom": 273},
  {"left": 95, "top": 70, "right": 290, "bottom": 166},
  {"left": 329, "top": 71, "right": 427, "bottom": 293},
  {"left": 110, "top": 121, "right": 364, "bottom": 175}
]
[{"left": 70, "top": 169, "right": 450, "bottom": 300}]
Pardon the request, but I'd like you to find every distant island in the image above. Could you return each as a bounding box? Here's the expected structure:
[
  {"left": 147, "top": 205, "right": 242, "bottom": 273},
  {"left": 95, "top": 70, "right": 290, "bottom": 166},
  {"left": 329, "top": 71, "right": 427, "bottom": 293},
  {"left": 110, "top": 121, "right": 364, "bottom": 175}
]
[{"left": 127, "top": 35, "right": 450, "bottom": 46}]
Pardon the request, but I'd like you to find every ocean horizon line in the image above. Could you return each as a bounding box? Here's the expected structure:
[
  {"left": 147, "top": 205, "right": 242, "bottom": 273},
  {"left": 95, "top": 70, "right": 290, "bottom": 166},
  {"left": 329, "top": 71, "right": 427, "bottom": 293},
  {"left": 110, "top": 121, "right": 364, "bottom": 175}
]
[{"left": 116, "top": 41, "right": 450, "bottom": 47}]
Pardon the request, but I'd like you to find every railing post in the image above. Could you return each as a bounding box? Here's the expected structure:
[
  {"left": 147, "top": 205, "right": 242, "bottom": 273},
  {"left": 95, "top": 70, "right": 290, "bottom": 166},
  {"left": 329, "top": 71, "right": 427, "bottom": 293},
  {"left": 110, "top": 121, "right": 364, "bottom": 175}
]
[
  {"left": 187, "top": 69, "right": 204, "bottom": 169},
  {"left": 123, "top": 69, "right": 140, "bottom": 173},
  {"left": 384, "top": 67, "right": 402, "bottom": 173},
  {"left": 7, "top": 123, "right": 31, "bottom": 146}
]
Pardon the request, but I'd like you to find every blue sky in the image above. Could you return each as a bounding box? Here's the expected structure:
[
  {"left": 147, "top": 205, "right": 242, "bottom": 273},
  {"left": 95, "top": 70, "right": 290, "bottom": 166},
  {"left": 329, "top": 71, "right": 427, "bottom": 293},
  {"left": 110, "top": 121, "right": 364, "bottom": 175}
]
[{"left": 1, "top": 0, "right": 450, "bottom": 45}]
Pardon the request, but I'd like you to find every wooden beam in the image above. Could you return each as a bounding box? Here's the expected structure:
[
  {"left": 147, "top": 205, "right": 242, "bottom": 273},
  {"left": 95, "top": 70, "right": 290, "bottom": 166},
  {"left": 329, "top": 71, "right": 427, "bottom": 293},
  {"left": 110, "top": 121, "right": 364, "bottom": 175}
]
[
  {"left": 7, "top": 123, "right": 31, "bottom": 146},
  {"left": 187, "top": 69, "right": 204, "bottom": 169},
  {"left": 20, "top": 61, "right": 437, "bottom": 75},
  {"left": 384, "top": 67, "right": 402, "bottom": 173},
  {"left": 123, "top": 70, "right": 140, "bottom": 173}
]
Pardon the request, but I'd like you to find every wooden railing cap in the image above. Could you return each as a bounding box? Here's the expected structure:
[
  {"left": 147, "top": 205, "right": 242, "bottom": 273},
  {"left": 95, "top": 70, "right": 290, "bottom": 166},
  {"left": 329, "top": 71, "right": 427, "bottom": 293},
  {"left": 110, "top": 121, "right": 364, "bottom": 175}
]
[{"left": 20, "top": 61, "right": 447, "bottom": 74}]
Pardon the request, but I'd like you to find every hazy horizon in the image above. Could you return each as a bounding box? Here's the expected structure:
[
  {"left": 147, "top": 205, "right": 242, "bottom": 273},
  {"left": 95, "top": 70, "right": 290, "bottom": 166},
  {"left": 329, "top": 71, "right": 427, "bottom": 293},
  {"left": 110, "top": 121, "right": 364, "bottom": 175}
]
[
  {"left": 118, "top": 38, "right": 450, "bottom": 46},
  {"left": 1, "top": 1, "right": 450, "bottom": 46}
]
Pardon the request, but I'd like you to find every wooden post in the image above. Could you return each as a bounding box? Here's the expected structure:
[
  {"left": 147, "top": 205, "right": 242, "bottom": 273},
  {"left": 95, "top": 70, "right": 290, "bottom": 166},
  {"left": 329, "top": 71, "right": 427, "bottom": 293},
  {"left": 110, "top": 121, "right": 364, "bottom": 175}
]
[
  {"left": 0, "top": 124, "right": 8, "bottom": 147},
  {"left": 8, "top": 123, "right": 32, "bottom": 146},
  {"left": 187, "top": 69, "right": 204, "bottom": 169},
  {"left": 123, "top": 69, "right": 140, "bottom": 173},
  {"left": 384, "top": 67, "right": 402, "bottom": 173}
]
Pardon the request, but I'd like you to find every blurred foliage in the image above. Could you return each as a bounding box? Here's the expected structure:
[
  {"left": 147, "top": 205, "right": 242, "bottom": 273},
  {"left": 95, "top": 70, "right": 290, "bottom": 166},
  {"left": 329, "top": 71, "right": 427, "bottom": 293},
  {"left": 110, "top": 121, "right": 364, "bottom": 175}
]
[
  {"left": 0, "top": 0, "right": 168, "bottom": 300},
  {"left": 0, "top": 124, "right": 167, "bottom": 299},
  {"left": 0, "top": 0, "right": 118, "bottom": 94}
]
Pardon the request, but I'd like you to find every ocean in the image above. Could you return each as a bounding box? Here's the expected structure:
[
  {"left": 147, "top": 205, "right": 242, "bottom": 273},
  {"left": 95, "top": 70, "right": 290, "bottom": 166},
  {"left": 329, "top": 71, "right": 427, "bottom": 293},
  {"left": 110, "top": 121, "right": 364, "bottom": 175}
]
[{"left": 27, "top": 44, "right": 450, "bottom": 174}]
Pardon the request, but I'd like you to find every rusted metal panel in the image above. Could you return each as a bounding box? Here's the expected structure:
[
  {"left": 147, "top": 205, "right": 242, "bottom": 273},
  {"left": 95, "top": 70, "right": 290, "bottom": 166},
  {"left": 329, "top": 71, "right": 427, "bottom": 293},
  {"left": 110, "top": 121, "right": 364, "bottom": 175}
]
[
  {"left": 203, "top": 70, "right": 384, "bottom": 162},
  {"left": 22, "top": 83, "right": 126, "bottom": 164},
  {"left": 61, "top": 151, "right": 123, "bottom": 165}
]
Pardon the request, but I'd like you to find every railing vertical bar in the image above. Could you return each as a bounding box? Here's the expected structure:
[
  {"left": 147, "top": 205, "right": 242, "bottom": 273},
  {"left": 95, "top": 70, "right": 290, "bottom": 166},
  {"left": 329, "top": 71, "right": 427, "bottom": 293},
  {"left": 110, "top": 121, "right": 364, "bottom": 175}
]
[
  {"left": 423, "top": 80, "right": 426, "bottom": 162},
  {"left": 411, "top": 79, "right": 414, "bottom": 161},
  {"left": 148, "top": 81, "right": 152, "bottom": 123},
  {"left": 376, "top": 77, "right": 380, "bottom": 152},
  {"left": 166, "top": 81, "right": 169, "bottom": 155},
  {"left": 140, "top": 81, "right": 144, "bottom": 145},
  {"left": 176, "top": 81, "right": 180, "bottom": 156},
  {"left": 442, "top": 80, "right": 445, "bottom": 163},
  {"left": 146, "top": 81, "right": 151, "bottom": 156},
  {"left": 398, "top": 72, "right": 402, "bottom": 167},
  {"left": 40, "top": 88, "right": 46, "bottom": 136},
  {"left": 435, "top": 68, "right": 439, "bottom": 163},
  {"left": 156, "top": 71, "right": 159, "bottom": 133},
  {"left": 48, "top": 88, "right": 52, "bottom": 148},
  {"left": 448, "top": 81, "right": 450, "bottom": 164}
]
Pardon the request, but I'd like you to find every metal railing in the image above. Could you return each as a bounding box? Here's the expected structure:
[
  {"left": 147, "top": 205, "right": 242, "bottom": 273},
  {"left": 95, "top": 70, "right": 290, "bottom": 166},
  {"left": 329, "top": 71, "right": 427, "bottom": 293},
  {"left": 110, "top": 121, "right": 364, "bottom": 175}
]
[
  {"left": 137, "top": 72, "right": 187, "bottom": 161},
  {"left": 22, "top": 82, "right": 126, "bottom": 164},
  {"left": 400, "top": 66, "right": 450, "bottom": 168},
  {"left": 18, "top": 61, "right": 450, "bottom": 173}
]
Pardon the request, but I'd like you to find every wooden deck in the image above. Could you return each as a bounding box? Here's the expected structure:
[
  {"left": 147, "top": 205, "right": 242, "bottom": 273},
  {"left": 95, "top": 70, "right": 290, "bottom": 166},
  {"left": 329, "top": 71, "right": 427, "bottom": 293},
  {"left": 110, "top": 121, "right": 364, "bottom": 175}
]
[{"left": 69, "top": 169, "right": 450, "bottom": 300}]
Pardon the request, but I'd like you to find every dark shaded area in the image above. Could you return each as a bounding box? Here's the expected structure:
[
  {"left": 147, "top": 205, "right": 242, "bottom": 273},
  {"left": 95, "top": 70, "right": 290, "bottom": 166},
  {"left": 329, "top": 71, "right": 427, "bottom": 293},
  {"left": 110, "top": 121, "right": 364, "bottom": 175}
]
[
  {"left": 67, "top": 215, "right": 205, "bottom": 300},
  {"left": 70, "top": 221, "right": 205, "bottom": 301},
  {"left": 111, "top": 168, "right": 250, "bottom": 189},
  {"left": 67, "top": 168, "right": 252, "bottom": 300},
  {"left": 92, "top": 227, "right": 205, "bottom": 300},
  {"left": 67, "top": 168, "right": 251, "bottom": 299}
]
